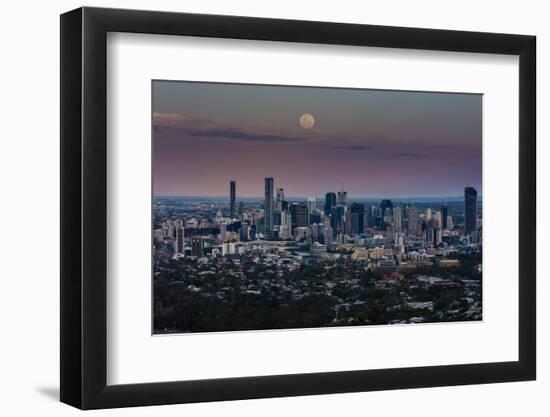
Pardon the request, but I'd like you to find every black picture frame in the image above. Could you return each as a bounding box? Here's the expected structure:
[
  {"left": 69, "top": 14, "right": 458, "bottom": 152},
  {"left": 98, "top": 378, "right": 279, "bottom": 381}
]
[{"left": 60, "top": 6, "right": 536, "bottom": 410}]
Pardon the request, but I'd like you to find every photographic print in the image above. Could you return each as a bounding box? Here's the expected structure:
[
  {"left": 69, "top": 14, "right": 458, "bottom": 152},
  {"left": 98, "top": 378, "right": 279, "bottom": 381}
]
[{"left": 152, "top": 81, "right": 482, "bottom": 334}]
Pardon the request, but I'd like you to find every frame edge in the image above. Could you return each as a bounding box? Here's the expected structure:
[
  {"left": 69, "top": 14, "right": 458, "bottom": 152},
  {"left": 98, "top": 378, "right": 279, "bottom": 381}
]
[{"left": 60, "top": 7, "right": 84, "bottom": 409}]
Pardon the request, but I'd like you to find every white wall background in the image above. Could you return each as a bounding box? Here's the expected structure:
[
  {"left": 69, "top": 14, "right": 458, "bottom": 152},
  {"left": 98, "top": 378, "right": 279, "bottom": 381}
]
[{"left": 0, "top": 1, "right": 546, "bottom": 415}]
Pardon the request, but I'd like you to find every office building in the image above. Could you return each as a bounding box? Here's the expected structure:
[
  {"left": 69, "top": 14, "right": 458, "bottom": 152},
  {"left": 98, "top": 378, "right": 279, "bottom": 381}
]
[
  {"left": 330, "top": 205, "right": 345, "bottom": 236},
  {"left": 394, "top": 232, "right": 405, "bottom": 254},
  {"left": 350, "top": 202, "right": 365, "bottom": 235},
  {"left": 310, "top": 209, "right": 322, "bottom": 225},
  {"left": 393, "top": 206, "right": 403, "bottom": 232},
  {"left": 435, "top": 228, "right": 442, "bottom": 244},
  {"left": 290, "top": 202, "right": 309, "bottom": 229},
  {"left": 191, "top": 236, "right": 203, "bottom": 257},
  {"left": 441, "top": 203, "right": 448, "bottom": 229},
  {"left": 276, "top": 188, "right": 285, "bottom": 211},
  {"left": 434, "top": 211, "right": 442, "bottom": 229},
  {"left": 337, "top": 190, "right": 348, "bottom": 206},
  {"left": 447, "top": 215, "right": 454, "bottom": 230},
  {"left": 380, "top": 199, "right": 393, "bottom": 213},
  {"left": 229, "top": 180, "right": 236, "bottom": 218},
  {"left": 464, "top": 187, "right": 478, "bottom": 234},
  {"left": 219, "top": 223, "right": 227, "bottom": 242},
  {"left": 310, "top": 223, "right": 320, "bottom": 242},
  {"left": 307, "top": 196, "right": 317, "bottom": 216},
  {"left": 425, "top": 207, "right": 432, "bottom": 221},
  {"left": 324, "top": 192, "right": 336, "bottom": 216},
  {"left": 323, "top": 224, "right": 333, "bottom": 245},
  {"left": 426, "top": 219, "right": 435, "bottom": 244},
  {"left": 239, "top": 225, "right": 250, "bottom": 241},
  {"left": 174, "top": 226, "right": 185, "bottom": 256},
  {"left": 279, "top": 224, "right": 291, "bottom": 240},
  {"left": 368, "top": 205, "right": 380, "bottom": 229},
  {"left": 344, "top": 210, "right": 352, "bottom": 235},
  {"left": 406, "top": 206, "right": 419, "bottom": 234},
  {"left": 264, "top": 177, "right": 274, "bottom": 238},
  {"left": 294, "top": 226, "right": 309, "bottom": 241}
]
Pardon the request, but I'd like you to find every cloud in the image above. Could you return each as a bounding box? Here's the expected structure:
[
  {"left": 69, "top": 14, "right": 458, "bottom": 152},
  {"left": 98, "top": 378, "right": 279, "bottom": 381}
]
[
  {"left": 183, "top": 127, "right": 306, "bottom": 142},
  {"left": 397, "top": 152, "right": 427, "bottom": 158},
  {"left": 153, "top": 112, "right": 307, "bottom": 143},
  {"left": 331, "top": 144, "right": 373, "bottom": 151}
]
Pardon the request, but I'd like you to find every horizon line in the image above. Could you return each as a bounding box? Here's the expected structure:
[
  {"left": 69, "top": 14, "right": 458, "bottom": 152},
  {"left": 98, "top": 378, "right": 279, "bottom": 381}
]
[{"left": 154, "top": 194, "right": 482, "bottom": 200}]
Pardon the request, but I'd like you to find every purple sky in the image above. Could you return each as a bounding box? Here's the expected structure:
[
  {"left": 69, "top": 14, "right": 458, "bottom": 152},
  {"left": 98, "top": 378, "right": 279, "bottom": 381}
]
[{"left": 153, "top": 81, "right": 482, "bottom": 198}]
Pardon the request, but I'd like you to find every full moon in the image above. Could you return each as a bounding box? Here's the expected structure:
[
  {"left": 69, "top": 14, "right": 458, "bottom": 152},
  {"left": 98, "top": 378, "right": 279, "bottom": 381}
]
[{"left": 299, "top": 113, "right": 315, "bottom": 129}]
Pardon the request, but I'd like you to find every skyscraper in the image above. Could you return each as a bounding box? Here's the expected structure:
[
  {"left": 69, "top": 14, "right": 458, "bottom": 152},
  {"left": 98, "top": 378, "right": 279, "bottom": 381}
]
[
  {"left": 441, "top": 203, "right": 448, "bottom": 229},
  {"left": 426, "top": 219, "right": 435, "bottom": 244},
  {"left": 240, "top": 225, "right": 250, "bottom": 241},
  {"left": 464, "top": 187, "right": 478, "bottom": 234},
  {"left": 380, "top": 199, "right": 393, "bottom": 214},
  {"left": 229, "top": 180, "right": 236, "bottom": 218},
  {"left": 368, "top": 205, "right": 380, "bottom": 229},
  {"left": 394, "top": 232, "right": 405, "bottom": 254},
  {"left": 276, "top": 188, "right": 285, "bottom": 211},
  {"left": 425, "top": 207, "right": 432, "bottom": 221},
  {"left": 290, "top": 202, "right": 309, "bottom": 229},
  {"left": 380, "top": 199, "right": 393, "bottom": 230},
  {"left": 344, "top": 210, "right": 352, "bottom": 235},
  {"left": 435, "top": 228, "right": 442, "bottom": 244},
  {"left": 350, "top": 202, "right": 365, "bottom": 235},
  {"left": 434, "top": 211, "right": 442, "bottom": 229},
  {"left": 393, "top": 206, "right": 403, "bottom": 232},
  {"left": 331, "top": 205, "right": 345, "bottom": 236},
  {"left": 173, "top": 226, "right": 185, "bottom": 256},
  {"left": 309, "top": 209, "right": 322, "bottom": 225},
  {"left": 447, "top": 216, "right": 454, "bottom": 230},
  {"left": 407, "top": 206, "right": 419, "bottom": 234},
  {"left": 307, "top": 196, "right": 317, "bottom": 216},
  {"left": 324, "top": 192, "right": 336, "bottom": 216},
  {"left": 323, "top": 223, "right": 333, "bottom": 245},
  {"left": 191, "top": 236, "right": 203, "bottom": 257},
  {"left": 264, "top": 177, "right": 274, "bottom": 238},
  {"left": 337, "top": 190, "right": 348, "bottom": 206}
]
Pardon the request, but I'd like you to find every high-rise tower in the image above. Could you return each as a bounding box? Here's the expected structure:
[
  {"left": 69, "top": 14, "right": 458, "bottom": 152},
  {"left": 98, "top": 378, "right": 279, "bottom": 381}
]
[
  {"left": 407, "top": 205, "right": 419, "bottom": 234},
  {"left": 173, "top": 226, "right": 185, "bottom": 256},
  {"left": 350, "top": 202, "right": 365, "bottom": 235},
  {"left": 264, "top": 177, "right": 274, "bottom": 238},
  {"left": 441, "top": 203, "right": 448, "bottom": 229},
  {"left": 324, "top": 192, "right": 336, "bottom": 216},
  {"left": 229, "top": 180, "right": 236, "bottom": 218},
  {"left": 464, "top": 187, "right": 478, "bottom": 234},
  {"left": 276, "top": 188, "right": 285, "bottom": 211},
  {"left": 292, "top": 203, "right": 309, "bottom": 228},
  {"left": 393, "top": 206, "right": 403, "bottom": 232},
  {"left": 337, "top": 190, "right": 348, "bottom": 206}
]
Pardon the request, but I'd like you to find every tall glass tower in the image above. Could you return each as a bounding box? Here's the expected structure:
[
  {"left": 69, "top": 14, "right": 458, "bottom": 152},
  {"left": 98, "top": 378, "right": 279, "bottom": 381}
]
[
  {"left": 441, "top": 203, "right": 448, "bottom": 229},
  {"left": 324, "top": 192, "right": 336, "bottom": 216},
  {"left": 229, "top": 180, "right": 236, "bottom": 218},
  {"left": 350, "top": 202, "right": 365, "bottom": 235},
  {"left": 464, "top": 187, "right": 478, "bottom": 234},
  {"left": 264, "top": 178, "right": 274, "bottom": 238}
]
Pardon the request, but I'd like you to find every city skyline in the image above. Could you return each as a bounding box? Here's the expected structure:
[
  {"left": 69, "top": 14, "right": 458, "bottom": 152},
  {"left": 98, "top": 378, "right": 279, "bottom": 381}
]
[
  {"left": 153, "top": 179, "right": 482, "bottom": 333},
  {"left": 153, "top": 187, "right": 483, "bottom": 200},
  {"left": 154, "top": 176, "right": 483, "bottom": 200},
  {"left": 153, "top": 81, "right": 482, "bottom": 198}
]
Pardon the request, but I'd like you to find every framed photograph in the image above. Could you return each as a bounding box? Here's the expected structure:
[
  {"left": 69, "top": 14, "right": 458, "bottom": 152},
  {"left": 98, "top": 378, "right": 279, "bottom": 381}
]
[{"left": 60, "top": 7, "right": 536, "bottom": 409}]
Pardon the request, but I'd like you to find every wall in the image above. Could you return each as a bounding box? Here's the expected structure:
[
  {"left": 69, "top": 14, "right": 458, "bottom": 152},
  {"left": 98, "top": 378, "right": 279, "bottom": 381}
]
[{"left": 0, "top": 0, "right": 545, "bottom": 415}]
